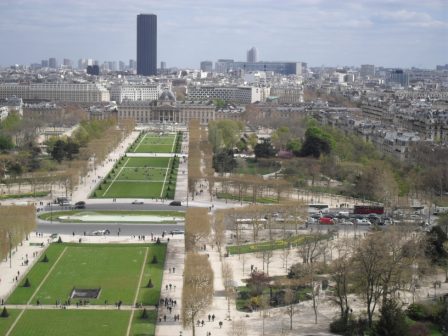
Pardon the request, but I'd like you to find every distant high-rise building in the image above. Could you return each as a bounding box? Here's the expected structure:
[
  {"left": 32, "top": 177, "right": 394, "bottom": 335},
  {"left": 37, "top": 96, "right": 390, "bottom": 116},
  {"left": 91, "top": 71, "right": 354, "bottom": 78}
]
[
  {"left": 63, "top": 58, "right": 72, "bottom": 68},
  {"left": 200, "top": 61, "right": 213, "bottom": 72},
  {"left": 119, "top": 61, "right": 126, "bottom": 71},
  {"left": 129, "top": 59, "right": 136, "bottom": 70},
  {"left": 87, "top": 65, "right": 100, "bottom": 76},
  {"left": 49, "top": 58, "right": 57, "bottom": 69},
  {"left": 360, "top": 64, "right": 375, "bottom": 78},
  {"left": 160, "top": 61, "right": 166, "bottom": 70},
  {"left": 137, "top": 14, "right": 157, "bottom": 76},
  {"left": 41, "top": 60, "right": 49, "bottom": 68},
  {"left": 388, "top": 69, "right": 409, "bottom": 87},
  {"left": 247, "top": 47, "right": 258, "bottom": 63},
  {"left": 107, "top": 61, "right": 117, "bottom": 71},
  {"left": 215, "top": 59, "right": 234, "bottom": 73}
]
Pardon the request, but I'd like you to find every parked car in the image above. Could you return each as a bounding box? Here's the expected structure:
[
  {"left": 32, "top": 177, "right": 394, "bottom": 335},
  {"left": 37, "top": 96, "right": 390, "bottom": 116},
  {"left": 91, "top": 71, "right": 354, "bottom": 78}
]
[
  {"left": 170, "top": 230, "right": 184, "bottom": 235},
  {"left": 352, "top": 218, "right": 371, "bottom": 226},
  {"left": 74, "top": 201, "right": 86, "bottom": 209},
  {"left": 91, "top": 229, "right": 110, "bottom": 236},
  {"left": 132, "top": 200, "right": 144, "bottom": 205},
  {"left": 319, "top": 217, "right": 334, "bottom": 225},
  {"left": 169, "top": 201, "right": 182, "bottom": 206},
  {"left": 339, "top": 219, "right": 353, "bottom": 225},
  {"left": 383, "top": 217, "right": 394, "bottom": 225},
  {"left": 307, "top": 217, "right": 317, "bottom": 225}
]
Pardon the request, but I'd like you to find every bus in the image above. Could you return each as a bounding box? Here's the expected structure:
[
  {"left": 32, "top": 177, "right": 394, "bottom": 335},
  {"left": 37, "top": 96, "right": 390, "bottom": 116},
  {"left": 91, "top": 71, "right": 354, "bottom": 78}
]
[{"left": 354, "top": 205, "right": 384, "bottom": 215}]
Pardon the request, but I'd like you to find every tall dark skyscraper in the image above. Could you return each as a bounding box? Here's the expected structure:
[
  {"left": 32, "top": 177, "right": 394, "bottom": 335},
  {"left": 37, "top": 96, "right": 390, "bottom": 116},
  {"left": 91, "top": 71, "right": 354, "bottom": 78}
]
[{"left": 137, "top": 14, "right": 157, "bottom": 76}]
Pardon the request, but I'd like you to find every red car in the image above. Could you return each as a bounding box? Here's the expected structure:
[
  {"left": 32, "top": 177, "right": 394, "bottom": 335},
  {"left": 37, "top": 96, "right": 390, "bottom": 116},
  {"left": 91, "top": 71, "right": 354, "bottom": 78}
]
[{"left": 319, "top": 217, "right": 334, "bottom": 225}]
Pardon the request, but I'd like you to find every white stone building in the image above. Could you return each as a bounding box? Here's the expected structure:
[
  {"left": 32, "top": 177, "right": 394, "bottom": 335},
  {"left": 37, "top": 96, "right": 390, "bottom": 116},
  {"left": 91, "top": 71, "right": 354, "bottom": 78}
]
[{"left": 0, "top": 83, "right": 110, "bottom": 103}]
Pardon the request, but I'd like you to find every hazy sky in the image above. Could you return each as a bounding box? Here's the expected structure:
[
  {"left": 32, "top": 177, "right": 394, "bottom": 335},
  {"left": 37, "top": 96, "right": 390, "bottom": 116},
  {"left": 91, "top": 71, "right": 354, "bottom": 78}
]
[{"left": 0, "top": 0, "right": 447, "bottom": 69}]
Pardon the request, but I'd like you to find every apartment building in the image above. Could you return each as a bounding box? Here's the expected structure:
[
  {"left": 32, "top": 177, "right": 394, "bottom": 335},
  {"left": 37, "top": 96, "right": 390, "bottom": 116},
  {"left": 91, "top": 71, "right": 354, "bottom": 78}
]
[{"left": 0, "top": 83, "right": 110, "bottom": 103}]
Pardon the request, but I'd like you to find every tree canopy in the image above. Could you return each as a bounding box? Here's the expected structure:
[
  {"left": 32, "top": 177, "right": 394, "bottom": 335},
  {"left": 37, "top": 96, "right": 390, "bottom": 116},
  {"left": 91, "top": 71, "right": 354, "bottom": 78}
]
[
  {"left": 299, "top": 126, "right": 334, "bottom": 158},
  {"left": 208, "top": 119, "right": 243, "bottom": 152}
]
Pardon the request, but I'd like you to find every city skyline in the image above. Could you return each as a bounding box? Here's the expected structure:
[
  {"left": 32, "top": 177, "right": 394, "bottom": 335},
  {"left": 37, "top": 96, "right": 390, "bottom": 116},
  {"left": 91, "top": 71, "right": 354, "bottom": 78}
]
[{"left": 0, "top": 0, "right": 447, "bottom": 69}]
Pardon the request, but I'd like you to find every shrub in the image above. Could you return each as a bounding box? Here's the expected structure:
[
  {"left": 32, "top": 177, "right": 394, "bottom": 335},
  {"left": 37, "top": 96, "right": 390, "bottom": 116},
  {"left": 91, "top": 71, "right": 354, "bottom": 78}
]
[
  {"left": 156, "top": 238, "right": 161, "bottom": 244},
  {"left": 57, "top": 236, "right": 63, "bottom": 243},
  {"left": 141, "top": 308, "right": 148, "bottom": 319},
  {"left": 329, "top": 317, "right": 348, "bottom": 334},
  {"left": 41, "top": 254, "right": 49, "bottom": 262},
  {"left": 23, "top": 278, "right": 31, "bottom": 288},
  {"left": 238, "top": 291, "right": 250, "bottom": 300},
  {"left": 374, "top": 299, "right": 408, "bottom": 336},
  {"left": 0, "top": 307, "right": 9, "bottom": 318},
  {"left": 146, "top": 279, "right": 154, "bottom": 288},
  {"left": 151, "top": 255, "right": 158, "bottom": 264},
  {"left": 407, "top": 303, "right": 429, "bottom": 321},
  {"left": 329, "top": 317, "right": 369, "bottom": 336},
  {"left": 406, "top": 302, "right": 445, "bottom": 323},
  {"left": 408, "top": 322, "right": 430, "bottom": 336}
]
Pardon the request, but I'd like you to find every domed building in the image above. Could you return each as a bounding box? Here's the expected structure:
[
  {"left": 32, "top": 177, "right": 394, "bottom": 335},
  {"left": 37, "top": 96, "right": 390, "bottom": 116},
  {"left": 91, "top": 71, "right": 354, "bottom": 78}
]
[{"left": 118, "top": 87, "right": 216, "bottom": 125}]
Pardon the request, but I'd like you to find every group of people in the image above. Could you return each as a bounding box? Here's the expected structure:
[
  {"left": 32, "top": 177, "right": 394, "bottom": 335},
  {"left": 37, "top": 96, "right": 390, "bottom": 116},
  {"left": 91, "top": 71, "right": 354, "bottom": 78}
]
[{"left": 158, "top": 296, "right": 178, "bottom": 322}]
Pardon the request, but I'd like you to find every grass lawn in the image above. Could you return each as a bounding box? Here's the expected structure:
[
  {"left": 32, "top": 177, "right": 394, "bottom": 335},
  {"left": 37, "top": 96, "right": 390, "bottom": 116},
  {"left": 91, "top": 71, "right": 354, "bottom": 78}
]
[
  {"left": 138, "top": 244, "right": 166, "bottom": 305},
  {"left": 0, "top": 191, "right": 50, "bottom": 200},
  {"left": 7, "top": 243, "right": 166, "bottom": 306},
  {"left": 7, "top": 244, "right": 66, "bottom": 304},
  {"left": 227, "top": 234, "right": 328, "bottom": 254},
  {"left": 234, "top": 158, "right": 280, "bottom": 175},
  {"left": 38, "top": 210, "right": 184, "bottom": 223},
  {"left": 92, "top": 156, "right": 178, "bottom": 199},
  {"left": 8, "top": 309, "right": 130, "bottom": 336},
  {"left": 130, "top": 308, "right": 157, "bottom": 336},
  {"left": 0, "top": 309, "right": 21, "bottom": 335},
  {"left": 130, "top": 132, "right": 177, "bottom": 153}
]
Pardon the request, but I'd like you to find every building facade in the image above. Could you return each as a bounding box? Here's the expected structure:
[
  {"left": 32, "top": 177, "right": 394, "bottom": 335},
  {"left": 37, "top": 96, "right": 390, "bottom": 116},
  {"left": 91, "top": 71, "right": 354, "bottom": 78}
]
[
  {"left": 110, "top": 84, "right": 162, "bottom": 103},
  {"left": 118, "top": 89, "right": 215, "bottom": 125},
  {"left": 247, "top": 47, "right": 258, "bottom": 63},
  {"left": 360, "top": 64, "right": 375, "bottom": 78},
  {"left": 0, "top": 83, "right": 110, "bottom": 103},
  {"left": 137, "top": 14, "right": 157, "bottom": 76},
  {"left": 200, "top": 61, "right": 213, "bottom": 72},
  {"left": 214, "top": 60, "right": 306, "bottom": 75},
  {"left": 187, "top": 85, "right": 266, "bottom": 104}
]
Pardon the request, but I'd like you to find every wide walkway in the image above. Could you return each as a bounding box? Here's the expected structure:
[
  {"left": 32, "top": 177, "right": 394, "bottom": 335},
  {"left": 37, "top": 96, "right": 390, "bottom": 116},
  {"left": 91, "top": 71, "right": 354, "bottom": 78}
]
[
  {"left": 71, "top": 130, "right": 141, "bottom": 202},
  {"left": 0, "top": 234, "right": 49, "bottom": 302}
]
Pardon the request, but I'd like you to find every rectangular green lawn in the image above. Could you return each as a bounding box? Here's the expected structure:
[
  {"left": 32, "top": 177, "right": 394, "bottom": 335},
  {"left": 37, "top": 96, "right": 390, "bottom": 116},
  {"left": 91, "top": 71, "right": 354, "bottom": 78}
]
[
  {"left": 93, "top": 156, "right": 178, "bottom": 199},
  {"left": 9, "top": 309, "right": 130, "bottom": 336},
  {"left": 8, "top": 243, "right": 166, "bottom": 306},
  {"left": 131, "top": 133, "right": 177, "bottom": 153}
]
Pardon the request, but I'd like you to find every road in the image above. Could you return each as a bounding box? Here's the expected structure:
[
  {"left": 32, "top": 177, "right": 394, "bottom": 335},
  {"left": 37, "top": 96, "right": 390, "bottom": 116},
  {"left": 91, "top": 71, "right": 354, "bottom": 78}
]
[{"left": 37, "top": 222, "right": 184, "bottom": 236}]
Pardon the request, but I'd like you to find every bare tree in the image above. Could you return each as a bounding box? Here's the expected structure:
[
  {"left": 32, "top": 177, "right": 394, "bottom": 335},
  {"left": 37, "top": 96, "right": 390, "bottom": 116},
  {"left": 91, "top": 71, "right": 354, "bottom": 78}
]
[
  {"left": 222, "top": 261, "right": 236, "bottom": 318},
  {"left": 182, "top": 253, "right": 214, "bottom": 336},
  {"left": 284, "top": 287, "right": 299, "bottom": 330},
  {"left": 185, "top": 208, "right": 211, "bottom": 252}
]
